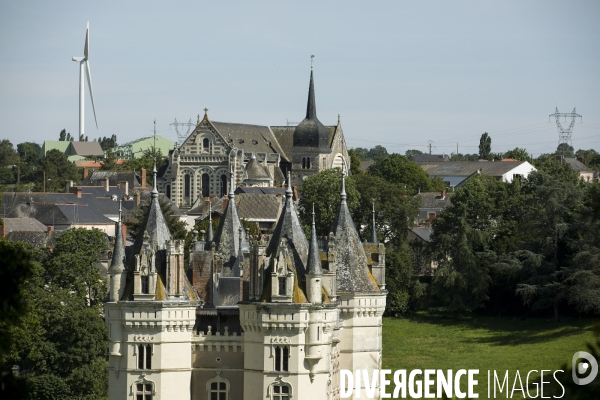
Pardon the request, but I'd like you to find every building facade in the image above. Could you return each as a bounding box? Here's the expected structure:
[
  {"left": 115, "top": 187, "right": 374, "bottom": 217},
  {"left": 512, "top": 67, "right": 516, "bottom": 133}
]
[
  {"left": 157, "top": 71, "right": 350, "bottom": 211},
  {"left": 106, "top": 167, "right": 387, "bottom": 399}
]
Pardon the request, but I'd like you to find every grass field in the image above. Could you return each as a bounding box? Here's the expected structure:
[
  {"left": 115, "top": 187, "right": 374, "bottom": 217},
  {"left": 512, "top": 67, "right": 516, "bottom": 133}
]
[{"left": 382, "top": 314, "right": 599, "bottom": 399}]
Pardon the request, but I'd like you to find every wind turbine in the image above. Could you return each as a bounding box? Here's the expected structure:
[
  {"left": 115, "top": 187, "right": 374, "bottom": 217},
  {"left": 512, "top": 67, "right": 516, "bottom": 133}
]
[{"left": 72, "top": 21, "right": 97, "bottom": 140}]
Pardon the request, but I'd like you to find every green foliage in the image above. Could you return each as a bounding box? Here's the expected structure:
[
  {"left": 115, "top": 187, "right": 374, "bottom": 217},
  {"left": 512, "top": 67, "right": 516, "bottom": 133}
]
[
  {"left": 298, "top": 168, "right": 359, "bottom": 236},
  {"left": 347, "top": 148, "right": 362, "bottom": 176},
  {"left": 367, "top": 153, "right": 435, "bottom": 193},
  {"left": 101, "top": 149, "right": 117, "bottom": 171},
  {"left": 556, "top": 142, "right": 575, "bottom": 157},
  {"left": 535, "top": 156, "right": 581, "bottom": 183},
  {"left": 351, "top": 145, "right": 389, "bottom": 160},
  {"left": 121, "top": 148, "right": 165, "bottom": 187},
  {"left": 95, "top": 134, "right": 118, "bottom": 151},
  {"left": 37, "top": 149, "right": 80, "bottom": 192},
  {"left": 478, "top": 132, "right": 491, "bottom": 160},
  {"left": 450, "top": 153, "right": 479, "bottom": 161},
  {"left": 404, "top": 149, "right": 423, "bottom": 160},
  {"left": 503, "top": 147, "right": 531, "bottom": 162},
  {"left": 385, "top": 244, "right": 425, "bottom": 316}
]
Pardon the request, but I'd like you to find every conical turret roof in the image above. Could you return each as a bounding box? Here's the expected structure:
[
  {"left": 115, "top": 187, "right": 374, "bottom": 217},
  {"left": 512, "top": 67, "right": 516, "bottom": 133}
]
[
  {"left": 108, "top": 201, "right": 125, "bottom": 274},
  {"left": 306, "top": 204, "right": 322, "bottom": 276}
]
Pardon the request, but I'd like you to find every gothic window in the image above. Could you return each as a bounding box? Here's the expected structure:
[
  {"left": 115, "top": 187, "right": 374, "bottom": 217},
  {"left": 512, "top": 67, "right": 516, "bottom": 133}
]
[
  {"left": 203, "top": 138, "right": 210, "bottom": 153},
  {"left": 274, "top": 346, "right": 289, "bottom": 372},
  {"left": 220, "top": 175, "right": 227, "bottom": 197},
  {"left": 166, "top": 184, "right": 171, "bottom": 199},
  {"left": 209, "top": 381, "right": 228, "bottom": 400},
  {"left": 141, "top": 276, "right": 149, "bottom": 294},
  {"left": 202, "top": 173, "right": 210, "bottom": 198},
  {"left": 184, "top": 174, "right": 191, "bottom": 198},
  {"left": 137, "top": 344, "right": 152, "bottom": 370},
  {"left": 136, "top": 383, "right": 153, "bottom": 400},
  {"left": 272, "top": 384, "right": 290, "bottom": 400},
  {"left": 278, "top": 277, "right": 286, "bottom": 296},
  {"left": 307, "top": 157, "right": 311, "bottom": 169},
  {"left": 302, "top": 157, "right": 306, "bottom": 169}
]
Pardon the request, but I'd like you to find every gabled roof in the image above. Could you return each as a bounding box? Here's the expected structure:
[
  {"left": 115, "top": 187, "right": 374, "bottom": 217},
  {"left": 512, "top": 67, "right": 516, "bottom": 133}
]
[
  {"left": 235, "top": 193, "right": 282, "bottom": 222},
  {"left": 210, "top": 121, "right": 288, "bottom": 160},
  {"left": 564, "top": 158, "right": 591, "bottom": 172},
  {"left": 80, "top": 170, "right": 142, "bottom": 188},
  {"left": 2, "top": 218, "right": 47, "bottom": 232},
  {"left": 417, "top": 160, "right": 532, "bottom": 177},
  {"left": 416, "top": 191, "right": 453, "bottom": 209},
  {"left": 68, "top": 141, "right": 105, "bottom": 157}
]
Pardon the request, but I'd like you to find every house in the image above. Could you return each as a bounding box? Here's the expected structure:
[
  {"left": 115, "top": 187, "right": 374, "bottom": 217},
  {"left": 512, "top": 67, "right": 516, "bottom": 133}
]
[
  {"left": 417, "top": 160, "right": 536, "bottom": 188},
  {"left": 557, "top": 156, "right": 594, "bottom": 182},
  {"left": 39, "top": 140, "right": 104, "bottom": 160},
  {"left": 112, "top": 135, "right": 175, "bottom": 160},
  {"left": 415, "top": 189, "right": 452, "bottom": 224}
]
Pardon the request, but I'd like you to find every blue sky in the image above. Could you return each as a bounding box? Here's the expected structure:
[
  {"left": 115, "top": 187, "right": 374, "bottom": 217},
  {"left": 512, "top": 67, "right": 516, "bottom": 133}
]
[{"left": 1, "top": 1, "right": 599, "bottom": 157}]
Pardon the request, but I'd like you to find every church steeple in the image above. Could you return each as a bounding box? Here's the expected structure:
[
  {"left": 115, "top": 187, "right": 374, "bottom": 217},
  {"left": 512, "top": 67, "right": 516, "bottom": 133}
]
[
  {"left": 292, "top": 70, "right": 331, "bottom": 152},
  {"left": 306, "top": 70, "right": 317, "bottom": 120}
]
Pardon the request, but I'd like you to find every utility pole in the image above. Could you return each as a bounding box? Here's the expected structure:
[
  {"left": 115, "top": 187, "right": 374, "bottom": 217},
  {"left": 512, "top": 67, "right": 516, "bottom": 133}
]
[
  {"left": 427, "top": 140, "right": 434, "bottom": 155},
  {"left": 549, "top": 107, "right": 582, "bottom": 148}
]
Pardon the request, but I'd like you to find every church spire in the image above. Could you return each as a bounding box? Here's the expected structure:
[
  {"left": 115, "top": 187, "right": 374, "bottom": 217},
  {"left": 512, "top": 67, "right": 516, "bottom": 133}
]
[
  {"left": 306, "top": 70, "right": 317, "bottom": 120},
  {"left": 151, "top": 159, "right": 158, "bottom": 199},
  {"left": 370, "top": 201, "right": 378, "bottom": 243}
]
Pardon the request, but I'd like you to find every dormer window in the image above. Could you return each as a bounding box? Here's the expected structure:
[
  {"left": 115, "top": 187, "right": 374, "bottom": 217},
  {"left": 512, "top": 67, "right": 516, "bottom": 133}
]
[{"left": 237, "top": 138, "right": 245, "bottom": 144}]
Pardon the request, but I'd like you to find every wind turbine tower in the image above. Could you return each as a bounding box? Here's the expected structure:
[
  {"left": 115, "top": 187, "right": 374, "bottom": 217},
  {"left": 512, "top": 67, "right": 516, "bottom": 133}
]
[{"left": 72, "top": 22, "right": 97, "bottom": 140}]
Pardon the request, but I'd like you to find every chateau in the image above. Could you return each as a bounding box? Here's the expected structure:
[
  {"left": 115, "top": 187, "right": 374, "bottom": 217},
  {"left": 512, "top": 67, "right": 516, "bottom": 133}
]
[
  {"left": 157, "top": 71, "right": 350, "bottom": 210},
  {"left": 105, "top": 73, "right": 387, "bottom": 400}
]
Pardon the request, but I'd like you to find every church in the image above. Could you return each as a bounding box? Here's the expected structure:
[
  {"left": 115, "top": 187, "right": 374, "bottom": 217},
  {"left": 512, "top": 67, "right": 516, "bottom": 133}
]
[
  {"left": 157, "top": 70, "right": 350, "bottom": 210},
  {"left": 105, "top": 72, "right": 386, "bottom": 400}
]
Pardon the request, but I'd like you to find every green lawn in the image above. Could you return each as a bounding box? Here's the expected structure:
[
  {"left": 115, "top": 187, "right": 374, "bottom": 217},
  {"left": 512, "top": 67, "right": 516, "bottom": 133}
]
[{"left": 382, "top": 314, "right": 599, "bottom": 399}]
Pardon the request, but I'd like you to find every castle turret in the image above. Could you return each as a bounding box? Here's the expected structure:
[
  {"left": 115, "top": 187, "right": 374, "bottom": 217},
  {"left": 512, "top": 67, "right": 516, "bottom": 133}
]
[
  {"left": 108, "top": 201, "right": 126, "bottom": 302},
  {"left": 305, "top": 204, "right": 323, "bottom": 305}
]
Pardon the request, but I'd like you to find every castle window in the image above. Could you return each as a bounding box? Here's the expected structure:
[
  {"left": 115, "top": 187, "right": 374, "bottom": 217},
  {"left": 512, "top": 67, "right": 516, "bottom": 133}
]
[
  {"left": 137, "top": 344, "right": 152, "bottom": 370},
  {"left": 136, "top": 383, "right": 153, "bottom": 400},
  {"left": 274, "top": 346, "right": 289, "bottom": 372},
  {"left": 306, "top": 157, "right": 311, "bottom": 169},
  {"left": 141, "top": 276, "right": 149, "bottom": 294},
  {"left": 202, "top": 173, "right": 210, "bottom": 198},
  {"left": 203, "top": 138, "right": 210, "bottom": 153},
  {"left": 302, "top": 157, "right": 306, "bottom": 169},
  {"left": 272, "top": 384, "right": 290, "bottom": 400},
  {"left": 184, "top": 174, "right": 191, "bottom": 198},
  {"left": 220, "top": 175, "right": 227, "bottom": 197},
  {"left": 166, "top": 184, "right": 171, "bottom": 199},
  {"left": 278, "top": 277, "right": 286, "bottom": 296},
  {"left": 209, "top": 381, "right": 228, "bottom": 400}
]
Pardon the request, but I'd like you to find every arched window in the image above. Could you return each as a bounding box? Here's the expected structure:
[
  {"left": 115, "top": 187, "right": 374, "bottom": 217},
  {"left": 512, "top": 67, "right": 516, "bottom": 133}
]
[
  {"left": 220, "top": 174, "right": 227, "bottom": 197},
  {"left": 203, "top": 138, "right": 210, "bottom": 153},
  {"left": 184, "top": 174, "right": 191, "bottom": 198},
  {"left": 271, "top": 384, "right": 290, "bottom": 400},
  {"left": 202, "top": 174, "right": 210, "bottom": 198},
  {"left": 306, "top": 157, "right": 311, "bottom": 169},
  {"left": 302, "top": 157, "right": 306, "bottom": 169},
  {"left": 166, "top": 184, "right": 171, "bottom": 199}
]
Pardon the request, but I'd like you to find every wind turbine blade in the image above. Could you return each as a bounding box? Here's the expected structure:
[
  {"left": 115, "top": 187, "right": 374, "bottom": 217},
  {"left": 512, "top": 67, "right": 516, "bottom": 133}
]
[
  {"left": 85, "top": 60, "right": 98, "bottom": 128},
  {"left": 84, "top": 22, "right": 89, "bottom": 59}
]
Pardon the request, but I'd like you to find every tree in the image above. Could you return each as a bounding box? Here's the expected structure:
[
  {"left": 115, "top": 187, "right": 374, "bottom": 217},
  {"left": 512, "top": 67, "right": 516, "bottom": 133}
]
[
  {"left": 478, "top": 132, "right": 491, "bottom": 160},
  {"left": 369, "top": 145, "right": 389, "bottom": 160},
  {"left": 101, "top": 150, "right": 117, "bottom": 171},
  {"left": 298, "top": 168, "right": 360, "bottom": 236},
  {"left": 556, "top": 143, "right": 575, "bottom": 158},
  {"left": 0, "top": 140, "right": 18, "bottom": 185},
  {"left": 503, "top": 147, "right": 530, "bottom": 162},
  {"left": 348, "top": 149, "right": 362, "bottom": 176},
  {"left": 59, "top": 129, "right": 67, "bottom": 141},
  {"left": 367, "top": 153, "right": 435, "bottom": 193},
  {"left": 405, "top": 149, "right": 423, "bottom": 160},
  {"left": 385, "top": 244, "right": 426, "bottom": 316},
  {"left": 353, "top": 147, "right": 370, "bottom": 160},
  {"left": 37, "top": 149, "right": 80, "bottom": 192}
]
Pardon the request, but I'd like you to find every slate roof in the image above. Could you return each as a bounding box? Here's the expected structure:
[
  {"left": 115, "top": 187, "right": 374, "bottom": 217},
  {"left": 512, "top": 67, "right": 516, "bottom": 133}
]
[
  {"left": 5, "top": 231, "right": 63, "bottom": 248},
  {"left": 410, "top": 226, "right": 432, "bottom": 242},
  {"left": 80, "top": 171, "right": 142, "bottom": 188},
  {"left": 2, "top": 218, "right": 47, "bottom": 232},
  {"left": 235, "top": 194, "right": 282, "bottom": 222},
  {"left": 359, "top": 160, "right": 375, "bottom": 171},
  {"left": 417, "top": 160, "right": 531, "bottom": 177},
  {"left": 416, "top": 192, "right": 453, "bottom": 209},
  {"left": 212, "top": 177, "right": 249, "bottom": 267},
  {"left": 306, "top": 213, "right": 322, "bottom": 276},
  {"left": 68, "top": 141, "right": 105, "bottom": 157},
  {"left": 292, "top": 71, "right": 331, "bottom": 152},
  {"left": 211, "top": 121, "right": 288, "bottom": 161},
  {"left": 413, "top": 154, "right": 450, "bottom": 162},
  {"left": 245, "top": 154, "right": 270, "bottom": 179},
  {"left": 331, "top": 175, "right": 380, "bottom": 293},
  {"left": 564, "top": 158, "right": 591, "bottom": 172},
  {"left": 234, "top": 187, "right": 286, "bottom": 195}
]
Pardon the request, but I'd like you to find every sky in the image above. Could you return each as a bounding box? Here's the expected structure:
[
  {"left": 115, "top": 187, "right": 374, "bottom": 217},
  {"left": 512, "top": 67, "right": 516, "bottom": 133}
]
[{"left": 1, "top": 0, "right": 599, "bottom": 157}]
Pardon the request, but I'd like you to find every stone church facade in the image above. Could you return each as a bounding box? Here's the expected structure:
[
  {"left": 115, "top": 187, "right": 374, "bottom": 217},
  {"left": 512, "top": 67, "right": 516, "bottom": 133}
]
[
  {"left": 105, "top": 164, "right": 387, "bottom": 399},
  {"left": 158, "top": 71, "right": 350, "bottom": 211}
]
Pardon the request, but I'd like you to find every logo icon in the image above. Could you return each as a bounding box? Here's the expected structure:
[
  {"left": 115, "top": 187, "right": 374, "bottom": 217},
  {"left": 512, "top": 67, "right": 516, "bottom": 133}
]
[{"left": 572, "top": 351, "right": 598, "bottom": 385}]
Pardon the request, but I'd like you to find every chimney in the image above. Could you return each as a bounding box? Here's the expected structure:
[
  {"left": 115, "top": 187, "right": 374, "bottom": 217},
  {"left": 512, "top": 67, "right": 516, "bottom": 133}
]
[
  {"left": 83, "top": 167, "right": 89, "bottom": 179},
  {"left": 47, "top": 226, "right": 54, "bottom": 233},
  {"left": 141, "top": 168, "right": 147, "bottom": 187},
  {"left": 122, "top": 224, "right": 127, "bottom": 246},
  {"left": 429, "top": 213, "right": 436, "bottom": 224},
  {"left": 118, "top": 181, "right": 129, "bottom": 196},
  {"left": 441, "top": 189, "right": 446, "bottom": 200},
  {"left": 134, "top": 191, "right": 141, "bottom": 207},
  {"left": 104, "top": 178, "right": 110, "bottom": 192},
  {"left": 69, "top": 188, "right": 83, "bottom": 198},
  {"left": 65, "top": 180, "right": 73, "bottom": 193},
  {"left": 577, "top": 156, "right": 584, "bottom": 164},
  {"left": 556, "top": 155, "right": 564, "bottom": 164}
]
